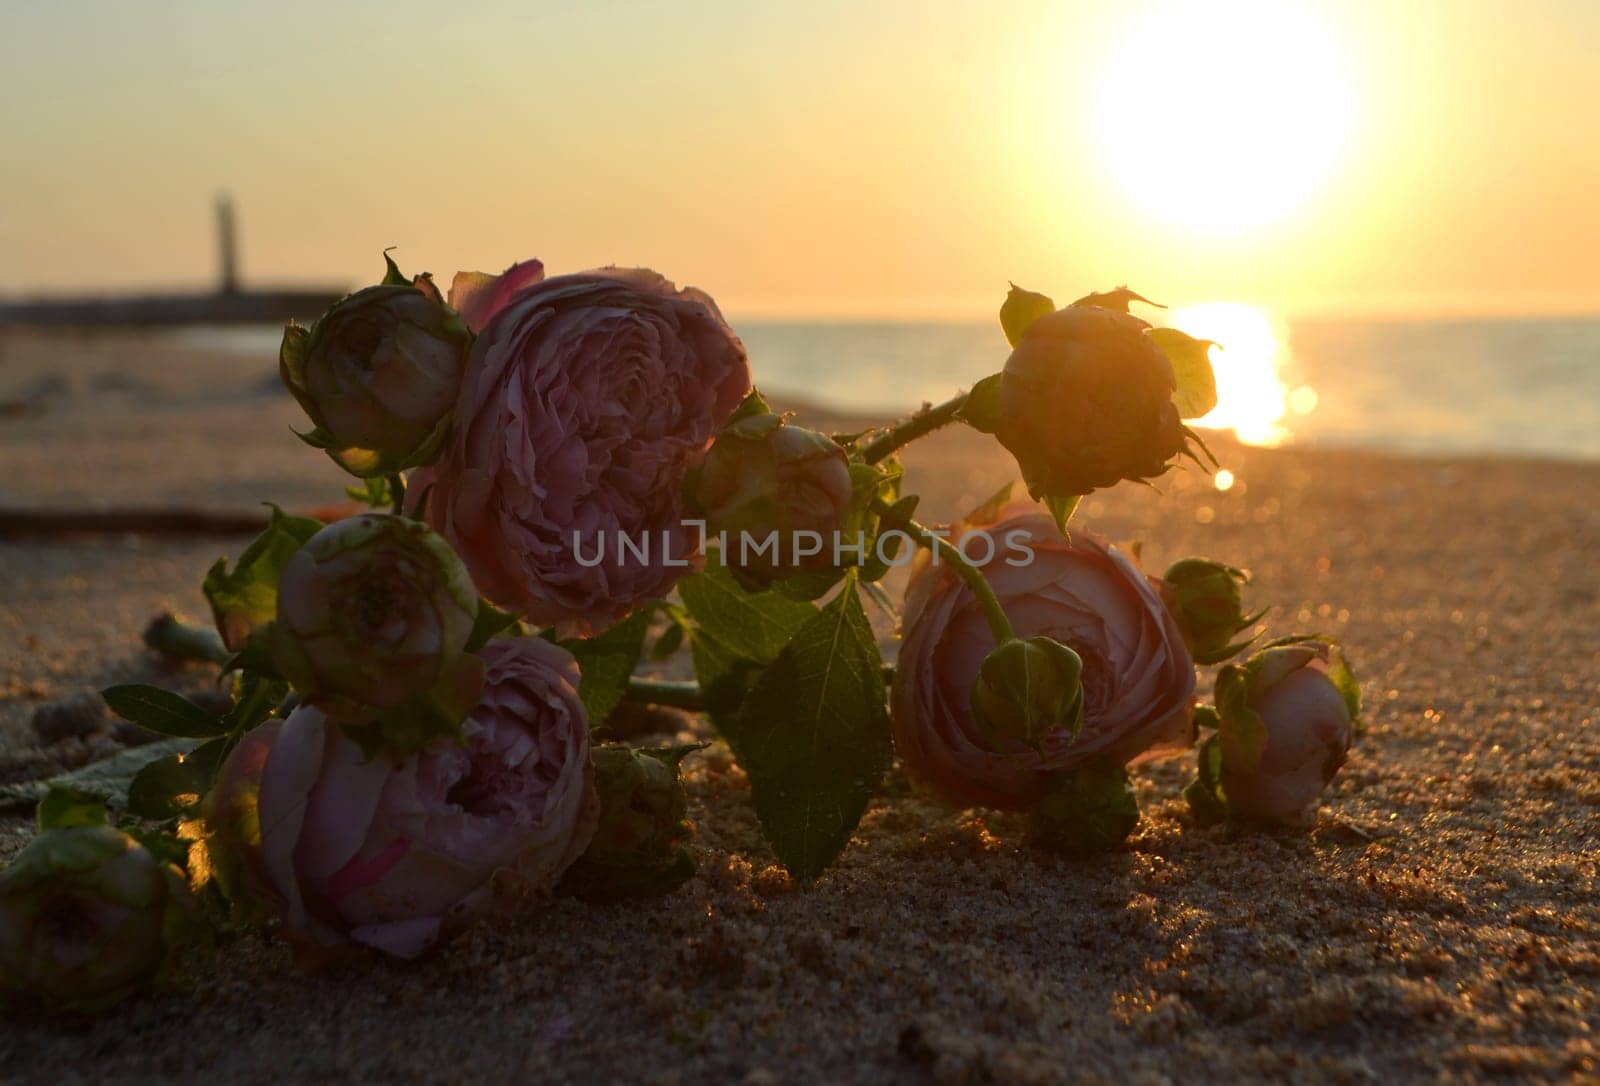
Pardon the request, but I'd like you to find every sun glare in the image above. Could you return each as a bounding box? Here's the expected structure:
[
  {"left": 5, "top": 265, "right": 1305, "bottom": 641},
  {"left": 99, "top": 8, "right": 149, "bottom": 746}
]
[
  {"left": 1094, "top": 0, "right": 1357, "bottom": 233},
  {"left": 1168, "top": 302, "right": 1304, "bottom": 446}
]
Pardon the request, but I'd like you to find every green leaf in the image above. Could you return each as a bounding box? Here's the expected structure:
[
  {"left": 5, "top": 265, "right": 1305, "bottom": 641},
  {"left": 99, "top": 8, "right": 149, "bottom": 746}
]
[
  {"left": 1150, "top": 327, "right": 1219, "bottom": 419},
  {"left": 203, "top": 505, "right": 323, "bottom": 651},
  {"left": 37, "top": 785, "right": 110, "bottom": 831},
  {"left": 719, "top": 581, "right": 892, "bottom": 881},
  {"left": 1069, "top": 286, "right": 1164, "bottom": 313},
  {"left": 999, "top": 284, "right": 1055, "bottom": 347},
  {"left": 689, "top": 627, "right": 765, "bottom": 731},
  {"left": 102, "top": 684, "right": 225, "bottom": 739},
  {"left": 558, "top": 608, "right": 655, "bottom": 726},
  {"left": 465, "top": 598, "right": 520, "bottom": 653},
  {"left": 956, "top": 373, "right": 1004, "bottom": 434},
  {"left": 677, "top": 558, "right": 818, "bottom": 665},
  {"left": 127, "top": 738, "right": 225, "bottom": 820},
  {"left": 0, "top": 738, "right": 200, "bottom": 814}
]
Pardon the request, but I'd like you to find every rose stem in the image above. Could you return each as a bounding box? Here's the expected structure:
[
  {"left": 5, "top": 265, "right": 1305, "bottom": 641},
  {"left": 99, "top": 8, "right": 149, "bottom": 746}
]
[
  {"left": 622, "top": 678, "right": 707, "bottom": 711},
  {"left": 143, "top": 613, "right": 230, "bottom": 666},
  {"left": 622, "top": 665, "right": 896, "bottom": 714},
  {"left": 858, "top": 392, "right": 969, "bottom": 465},
  {"left": 388, "top": 473, "right": 407, "bottom": 516},
  {"left": 870, "top": 498, "right": 1015, "bottom": 645}
]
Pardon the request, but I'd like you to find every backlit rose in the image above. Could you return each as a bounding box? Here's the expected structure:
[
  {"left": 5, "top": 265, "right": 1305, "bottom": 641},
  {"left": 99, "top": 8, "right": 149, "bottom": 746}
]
[
  {"left": 208, "top": 637, "right": 597, "bottom": 960},
  {"left": 686, "top": 406, "right": 853, "bottom": 583},
  {"left": 891, "top": 504, "right": 1196, "bottom": 810},
  {"left": 994, "top": 305, "right": 1186, "bottom": 498},
  {"left": 280, "top": 258, "right": 472, "bottom": 476},
  {"left": 412, "top": 264, "right": 751, "bottom": 635},
  {"left": 0, "top": 825, "right": 193, "bottom": 1014},
  {"left": 1191, "top": 638, "right": 1359, "bottom": 827}
]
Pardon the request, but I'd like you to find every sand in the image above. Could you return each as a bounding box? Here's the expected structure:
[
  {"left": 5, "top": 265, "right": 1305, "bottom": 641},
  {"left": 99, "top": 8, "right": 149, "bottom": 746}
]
[{"left": 2, "top": 328, "right": 1597, "bottom": 1082}]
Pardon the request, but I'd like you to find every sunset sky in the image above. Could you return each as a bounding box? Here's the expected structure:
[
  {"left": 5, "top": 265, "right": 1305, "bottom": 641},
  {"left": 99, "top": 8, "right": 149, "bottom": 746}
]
[{"left": 3, "top": 0, "right": 1597, "bottom": 318}]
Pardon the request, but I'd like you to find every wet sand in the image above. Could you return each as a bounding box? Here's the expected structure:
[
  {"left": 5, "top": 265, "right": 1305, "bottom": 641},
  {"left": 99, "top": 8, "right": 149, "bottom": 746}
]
[{"left": 2, "top": 329, "right": 1597, "bottom": 1082}]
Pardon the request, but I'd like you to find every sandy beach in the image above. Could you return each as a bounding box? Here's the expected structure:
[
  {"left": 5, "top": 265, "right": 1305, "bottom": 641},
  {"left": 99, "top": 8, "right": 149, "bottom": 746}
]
[{"left": 2, "top": 328, "right": 1597, "bottom": 1082}]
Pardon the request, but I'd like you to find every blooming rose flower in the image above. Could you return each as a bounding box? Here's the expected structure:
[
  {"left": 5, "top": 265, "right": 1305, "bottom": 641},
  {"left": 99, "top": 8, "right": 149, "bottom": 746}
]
[
  {"left": 272, "top": 514, "right": 480, "bottom": 714},
  {"left": 413, "top": 264, "right": 751, "bottom": 635},
  {"left": 280, "top": 258, "right": 473, "bottom": 476},
  {"left": 686, "top": 405, "right": 854, "bottom": 583},
  {"left": 1192, "top": 638, "right": 1359, "bottom": 827},
  {"left": 0, "top": 825, "right": 193, "bottom": 1014},
  {"left": 994, "top": 305, "right": 1187, "bottom": 498},
  {"left": 208, "top": 637, "right": 598, "bottom": 960},
  {"left": 891, "top": 504, "right": 1196, "bottom": 809}
]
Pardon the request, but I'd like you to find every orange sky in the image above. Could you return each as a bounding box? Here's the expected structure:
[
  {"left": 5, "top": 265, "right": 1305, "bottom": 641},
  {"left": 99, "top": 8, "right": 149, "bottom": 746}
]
[{"left": 2, "top": 0, "right": 1597, "bottom": 318}]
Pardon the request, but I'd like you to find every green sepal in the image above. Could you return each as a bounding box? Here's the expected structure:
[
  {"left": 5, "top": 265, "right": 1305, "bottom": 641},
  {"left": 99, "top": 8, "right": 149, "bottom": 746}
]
[
  {"left": 726, "top": 388, "right": 774, "bottom": 425},
  {"left": 558, "top": 847, "right": 696, "bottom": 904},
  {"left": 380, "top": 249, "right": 409, "bottom": 286},
  {"left": 1149, "top": 327, "right": 1219, "bottom": 419},
  {"left": 956, "top": 373, "right": 1003, "bottom": 434},
  {"left": 1069, "top": 286, "right": 1164, "bottom": 313},
  {"left": 37, "top": 785, "right": 110, "bottom": 831},
  {"left": 1183, "top": 734, "right": 1229, "bottom": 826},
  {"left": 1043, "top": 494, "right": 1081, "bottom": 538},
  {"left": 1027, "top": 762, "right": 1141, "bottom": 857},
  {"left": 278, "top": 324, "right": 315, "bottom": 419},
  {"left": 203, "top": 504, "right": 322, "bottom": 652},
  {"left": 101, "top": 684, "right": 225, "bottom": 739},
  {"left": 999, "top": 283, "right": 1055, "bottom": 347},
  {"left": 464, "top": 598, "right": 522, "bottom": 653},
  {"left": 1192, "top": 704, "right": 1221, "bottom": 732},
  {"left": 341, "top": 652, "right": 488, "bottom": 757},
  {"left": 345, "top": 475, "right": 394, "bottom": 509},
  {"left": 1212, "top": 661, "right": 1265, "bottom": 771}
]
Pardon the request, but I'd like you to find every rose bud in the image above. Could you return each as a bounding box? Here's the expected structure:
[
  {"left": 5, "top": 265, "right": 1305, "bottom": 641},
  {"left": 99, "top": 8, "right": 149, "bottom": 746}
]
[
  {"left": 994, "top": 304, "right": 1187, "bottom": 498},
  {"left": 686, "top": 401, "right": 853, "bottom": 583},
  {"left": 969, "top": 636, "right": 1085, "bottom": 750},
  {"left": 1187, "top": 637, "right": 1361, "bottom": 828},
  {"left": 1027, "top": 762, "right": 1140, "bottom": 857},
  {"left": 410, "top": 264, "right": 750, "bottom": 635},
  {"left": 207, "top": 637, "right": 598, "bottom": 961},
  {"left": 891, "top": 502, "right": 1195, "bottom": 810},
  {"left": 559, "top": 744, "right": 701, "bottom": 903},
  {"left": 0, "top": 825, "right": 193, "bottom": 1015},
  {"left": 280, "top": 255, "right": 473, "bottom": 477},
  {"left": 1159, "top": 558, "right": 1262, "bottom": 665},
  {"left": 271, "top": 513, "right": 480, "bottom": 715}
]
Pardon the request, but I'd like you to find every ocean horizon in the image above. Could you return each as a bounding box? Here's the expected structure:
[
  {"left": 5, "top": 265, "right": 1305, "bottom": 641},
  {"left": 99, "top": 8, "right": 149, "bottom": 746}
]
[{"left": 169, "top": 311, "right": 1600, "bottom": 463}]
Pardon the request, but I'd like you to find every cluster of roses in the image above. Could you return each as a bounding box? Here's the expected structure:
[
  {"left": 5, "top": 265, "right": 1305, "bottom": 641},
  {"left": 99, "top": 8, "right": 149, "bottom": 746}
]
[{"left": 0, "top": 261, "right": 1361, "bottom": 1016}]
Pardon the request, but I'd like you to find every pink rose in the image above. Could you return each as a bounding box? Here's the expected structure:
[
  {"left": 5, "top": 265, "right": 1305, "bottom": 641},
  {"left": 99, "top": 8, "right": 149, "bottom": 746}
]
[
  {"left": 1200, "top": 639, "right": 1358, "bottom": 827},
  {"left": 891, "top": 504, "right": 1196, "bottom": 810},
  {"left": 208, "top": 637, "right": 597, "bottom": 960},
  {"left": 412, "top": 264, "right": 751, "bottom": 634}
]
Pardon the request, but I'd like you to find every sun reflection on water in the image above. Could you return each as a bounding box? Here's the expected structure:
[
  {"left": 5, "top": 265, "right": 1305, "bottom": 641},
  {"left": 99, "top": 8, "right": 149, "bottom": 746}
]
[{"left": 1167, "top": 302, "right": 1312, "bottom": 447}]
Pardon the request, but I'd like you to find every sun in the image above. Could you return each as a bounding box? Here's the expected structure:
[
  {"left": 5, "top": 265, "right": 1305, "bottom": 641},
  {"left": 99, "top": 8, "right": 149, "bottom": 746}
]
[{"left": 1093, "top": 0, "right": 1357, "bottom": 234}]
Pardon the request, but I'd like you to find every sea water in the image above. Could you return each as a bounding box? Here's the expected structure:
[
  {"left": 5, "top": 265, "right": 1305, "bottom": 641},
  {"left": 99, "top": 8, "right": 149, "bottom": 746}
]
[{"left": 170, "top": 313, "right": 1600, "bottom": 461}]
